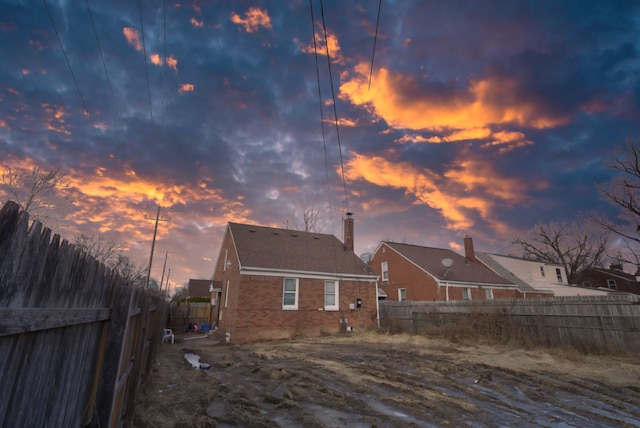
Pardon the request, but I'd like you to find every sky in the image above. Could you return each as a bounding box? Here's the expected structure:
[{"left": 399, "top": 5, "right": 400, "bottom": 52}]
[{"left": 1, "top": 0, "right": 640, "bottom": 293}]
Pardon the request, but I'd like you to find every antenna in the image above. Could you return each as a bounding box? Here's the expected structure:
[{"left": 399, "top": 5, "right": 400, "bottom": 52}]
[
  {"left": 441, "top": 258, "right": 454, "bottom": 278},
  {"left": 360, "top": 252, "right": 373, "bottom": 263}
]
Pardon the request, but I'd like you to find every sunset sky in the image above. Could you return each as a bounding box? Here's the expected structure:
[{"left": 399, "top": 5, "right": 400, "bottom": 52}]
[{"left": 2, "top": 1, "right": 640, "bottom": 292}]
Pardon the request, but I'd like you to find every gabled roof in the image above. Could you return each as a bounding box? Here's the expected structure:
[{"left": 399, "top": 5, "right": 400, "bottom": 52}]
[
  {"left": 228, "top": 222, "right": 376, "bottom": 278},
  {"left": 188, "top": 279, "right": 212, "bottom": 297},
  {"left": 382, "top": 242, "right": 514, "bottom": 285},
  {"left": 586, "top": 267, "right": 640, "bottom": 282},
  {"left": 474, "top": 253, "right": 547, "bottom": 293}
]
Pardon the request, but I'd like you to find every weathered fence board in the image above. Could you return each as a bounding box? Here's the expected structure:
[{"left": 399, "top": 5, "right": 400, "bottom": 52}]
[
  {"left": 0, "top": 201, "right": 169, "bottom": 428},
  {"left": 380, "top": 295, "right": 640, "bottom": 353}
]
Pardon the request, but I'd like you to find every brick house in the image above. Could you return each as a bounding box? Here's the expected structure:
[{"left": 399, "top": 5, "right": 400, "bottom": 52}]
[
  {"left": 575, "top": 264, "right": 640, "bottom": 295},
  {"left": 211, "top": 214, "right": 379, "bottom": 342},
  {"left": 370, "top": 237, "right": 519, "bottom": 301}
]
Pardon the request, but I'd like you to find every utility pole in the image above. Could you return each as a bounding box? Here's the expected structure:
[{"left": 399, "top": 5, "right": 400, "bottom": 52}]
[
  {"left": 145, "top": 205, "right": 169, "bottom": 288},
  {"left": 159, "top": 251, "right": 169, "bottom": 290}
]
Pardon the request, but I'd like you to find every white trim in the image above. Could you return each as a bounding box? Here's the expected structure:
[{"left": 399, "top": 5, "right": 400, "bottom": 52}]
[
  {"left": 398, "top": 288, "right": 406, "bottom": 301},
  {"left": 381, "top": 261, "right": 388, "bottom": 281},
  {"left": 282, "top": 278, "right": 299, "bottom": 310},
  {"left": 240, "top": 266, "right": 378, "bottom": 282},
  {"left": 324, "top": 280, "right": 339, "bottom": 311},
  {"left": 224, "top": 279, "right": 230, "bottom": 307}
]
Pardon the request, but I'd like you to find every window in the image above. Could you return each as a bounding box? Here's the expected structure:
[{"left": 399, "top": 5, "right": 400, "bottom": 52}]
[
  {"left": 539, "top": 266, "right": 545, "bottom": 277},
  {"left": 381, "top": 261, "right": 389, "bottom": 281},
  {"left": 324, "top": 280, "right": 339, "bottom": 311},
  {"left": 398, "top": 288, "right": 406, "bottom": 301},
  {"left": 607, "top": 279, "right": 617, "bottom": 289},
  {"left": 582, "top": 281, "right": 592, "bottom": 288},
  {"left": 283, "top": 278, "right": 299, "bottom": 310},
  {"left": 462, "top": 288, "right": 472, "bottom": 300},
  {"left": 223, "top": 249, "right": 228, "bottom": 271},
  {"left": 555, "top": 268, "right": 563, "bottom": 283},
  {"left": 224, "top": 280, "right": 230, "bottom": 307},
  {"left": 485, "top": 288, "right": 494, "bottom": 300}
]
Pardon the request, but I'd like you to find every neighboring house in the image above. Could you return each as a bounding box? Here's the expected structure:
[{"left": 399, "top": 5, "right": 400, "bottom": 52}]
[
  {"left": 575, "top": 264, "right": 640, "bottom": 295},
  {"left": 370, "top": 237, "right": 519, "bottom": 302},
  {"left": 475, "top": 252, "right": 612, "bottom": 297},
  {"left": 211, "top": 214, "right": 379, "bottom": 342},
  {"left": 187, "top": 279, "right": 212, "bottom": 299}
]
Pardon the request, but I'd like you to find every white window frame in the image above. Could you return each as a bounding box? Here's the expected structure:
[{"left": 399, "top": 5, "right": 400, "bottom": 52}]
[
  {"left": 607, "top": 279, "right": 617, "bottom": 289},
  {"left": 398, "top": 288, "right": 406, "bottom": 301},
  {"left": 463, "top": 287, "right": 472, "bottom": 300},
  {"left": 540, "top": 266, "right": 545, "bottom": 277},
  {"left": 381, "top": 261, "right": 389, "bottom": 281},
  {"left": 324, "top": 280, "right": 339, "bottom": 311},
  {"left": 485, "top": 288, "right": 494, "bottom": 300},
  {"left": 555, "top": 268, "right": 563, "bottom": 283},
  {"left": 283, "top": 278, "right": 299, "bottom": 310}
]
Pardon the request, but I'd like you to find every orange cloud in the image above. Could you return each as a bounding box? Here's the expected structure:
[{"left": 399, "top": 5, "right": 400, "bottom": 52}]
[
  {"left": 343, "top": 152, "right": 531, "bottom": 233},
  {"left": 166, "top": 56, "right": 178, "bottom": 71},
  {"left": 298, "top": 29, "right": 344, "bottom": 64},
  {"left": 231, "top": 7, "right": 272, "bottom": 33},
  {"left": 41, "top": 103, "right": 71, "bottom": 135},
  {"left": 340, "top": 63, "right": 570, "bottom": 150},
  {"left": 123, "top": 27, "right": 142, "bottom": 51},
  {"left": 179, "top": 83, "right": 194, "bottom": 93},
  {"left": 191, "top": 17, "right": 204, "bottom": 27},
  {"left": 150, "top": 53, "right": 163, "bottom": 66}
]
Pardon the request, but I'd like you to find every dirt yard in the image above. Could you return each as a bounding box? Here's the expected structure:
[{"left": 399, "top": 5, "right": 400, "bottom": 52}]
[{"left": 133, "top": 332, "right": 640, "bottom": 427}]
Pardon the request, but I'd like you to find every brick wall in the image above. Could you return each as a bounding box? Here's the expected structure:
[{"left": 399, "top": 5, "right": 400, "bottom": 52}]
[{"left": 222, "top": 274, "right": 378, "bottom": 342}]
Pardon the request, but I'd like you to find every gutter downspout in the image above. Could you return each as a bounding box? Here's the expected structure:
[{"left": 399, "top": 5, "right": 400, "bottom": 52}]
[{"left": 376, "top": 280, "right": 380, "bottom": 330}]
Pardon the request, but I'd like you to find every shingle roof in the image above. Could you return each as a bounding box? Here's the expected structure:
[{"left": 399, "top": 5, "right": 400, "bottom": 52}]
[
  {"left": 188, "top": 279, "right": 212, "bottom": 297},
  {"left": 228, "top": 222, "right": 376, "bottom": 277},
  {"left": 474, "top": 252, "right": 540, "bottom": 292},
  {"left": 384, "top": 241, "right": 514, "bottom": 285}
]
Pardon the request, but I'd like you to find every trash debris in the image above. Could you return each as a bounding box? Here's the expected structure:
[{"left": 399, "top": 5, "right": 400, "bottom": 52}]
[{"left": 184, "top": 351, "right": 211, "bottom": 370}]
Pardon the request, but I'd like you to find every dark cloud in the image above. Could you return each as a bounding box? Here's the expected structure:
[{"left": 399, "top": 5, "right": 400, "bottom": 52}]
[{"left": 2, "top": 0, "right": 640, "bottom": 287}]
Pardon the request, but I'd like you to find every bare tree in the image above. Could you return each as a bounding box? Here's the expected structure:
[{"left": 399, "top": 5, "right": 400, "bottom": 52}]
[
  {"left": 112, "top": 254, "right": 147, "bottom": 288},
  {"left": 74, "top": 234, "right": 124, "bottom": 265},
  {"left": 512, "top": 220, "right": 609, "bottom": 284},
  {"left": 598, "top": 140, "right": 640, "bottom": 261},
  {"left": 284, "top": 202, "right": 324, "bottom": 232},
  {"left": 1, "top": 166, "right": 71, "bottom": 220}
]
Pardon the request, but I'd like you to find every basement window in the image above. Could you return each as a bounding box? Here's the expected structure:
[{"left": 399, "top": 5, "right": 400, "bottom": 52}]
[
  {"left": 283, "top": 278, "right": 299, "bottom": 310},
  {"left": 324, "top": 280, "right": 339, "bottom": 311},
  {"left": 582, "top": 281, "right": 592, "bottom": 288}
]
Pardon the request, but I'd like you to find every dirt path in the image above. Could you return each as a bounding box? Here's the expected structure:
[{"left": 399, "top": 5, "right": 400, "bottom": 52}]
[{"left": 133, "top": 333, "right": 640, "bottom": 427}]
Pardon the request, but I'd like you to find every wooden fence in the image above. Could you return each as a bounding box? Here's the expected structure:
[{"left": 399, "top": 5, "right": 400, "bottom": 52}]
[
  {"left": 379, "top": 295, "right": 640, "bottom": 353},
  {"left": 0, "top": 201, "right": 169, "bottom": 427}
]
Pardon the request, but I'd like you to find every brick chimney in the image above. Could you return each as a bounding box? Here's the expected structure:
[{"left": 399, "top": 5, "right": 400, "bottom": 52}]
[
  {"left": 464, "top": 235, "right": 476, "bottom": 262},
  {"left": 343, "top": 212, "right": 354, "bottom": 252}
]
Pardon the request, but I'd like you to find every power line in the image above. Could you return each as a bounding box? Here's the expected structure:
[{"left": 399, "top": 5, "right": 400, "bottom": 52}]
[
  {"left": 319, "top": 0, "right": 349, "bottom": 213},
  {"left": 310, "top": 0, "right": 334, "bottom": 232},
  {"left": 163, "top": 0, "right": 168, "bottom": 114},
  {"left": 43, "top": 0, "right": 95, "bottom": 130},
  {"left": 138, "top": 0, "right": 153, "bottom": 120},
  {"left": 85, "top": 0, "right": 119, "bottom": 117},
  {"left": 368, "top": 0, "right": 382, "bottom": 91}
]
